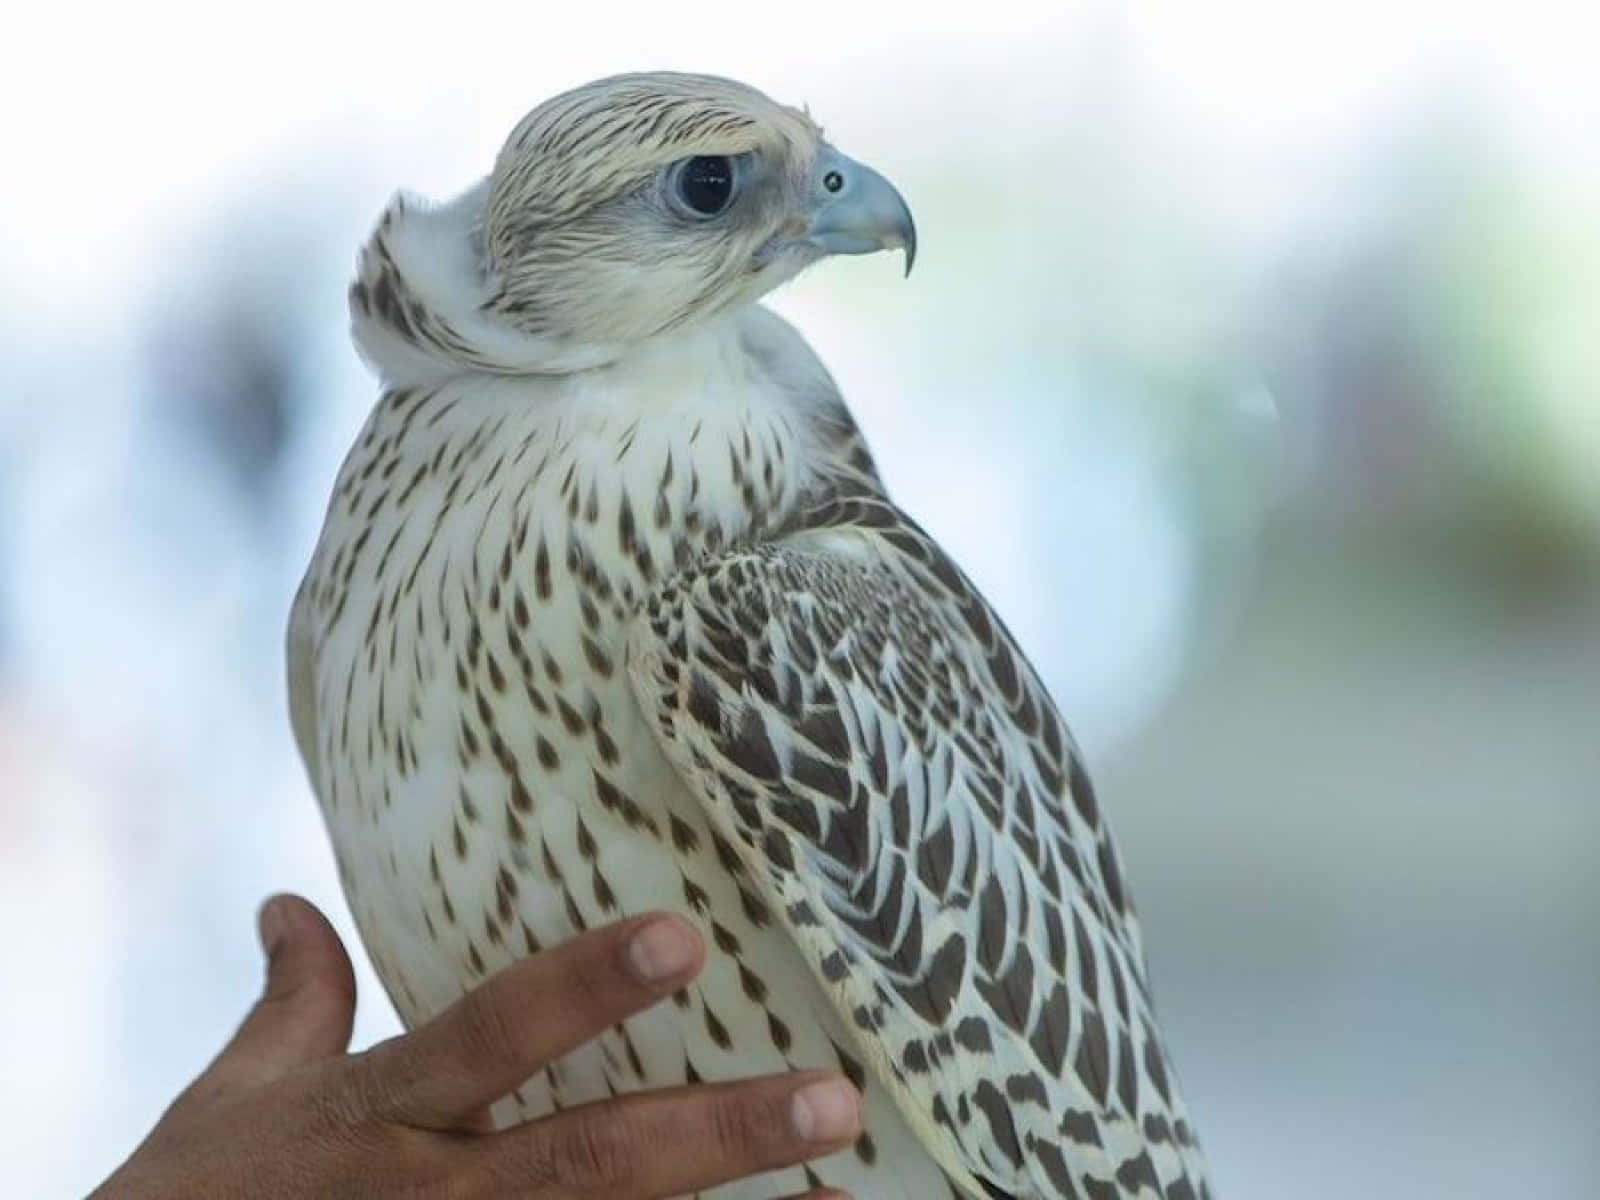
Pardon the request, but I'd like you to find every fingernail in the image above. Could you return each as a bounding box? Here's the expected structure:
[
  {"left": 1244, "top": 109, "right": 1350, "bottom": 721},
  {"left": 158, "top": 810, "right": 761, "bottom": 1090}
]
[
  {"left": 790, "top": 1077, "right": 859, "bottom": 1142},
  {"left": 257, "top": 897, "right": 288, "bottom": 957},
  {"left": 625, "top": 916, "right": 700, "bottom": 983}
]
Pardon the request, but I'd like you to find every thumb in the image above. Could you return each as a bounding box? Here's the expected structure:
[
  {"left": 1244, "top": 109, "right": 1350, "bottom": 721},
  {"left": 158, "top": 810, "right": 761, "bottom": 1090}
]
[{"left": 199, "top": 894, "right": 357, "bottom": 1095}]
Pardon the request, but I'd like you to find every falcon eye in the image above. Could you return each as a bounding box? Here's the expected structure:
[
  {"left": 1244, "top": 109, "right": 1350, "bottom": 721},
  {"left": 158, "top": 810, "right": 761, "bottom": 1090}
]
[{"left": 672, "top": 155, "right": 736, "bottom": 217}]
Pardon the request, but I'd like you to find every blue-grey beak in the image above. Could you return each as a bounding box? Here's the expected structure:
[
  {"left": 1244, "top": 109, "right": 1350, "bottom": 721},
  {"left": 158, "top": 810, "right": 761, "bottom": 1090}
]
[{"left": 805, "top": 146, "right": 917, "bottom": 277}]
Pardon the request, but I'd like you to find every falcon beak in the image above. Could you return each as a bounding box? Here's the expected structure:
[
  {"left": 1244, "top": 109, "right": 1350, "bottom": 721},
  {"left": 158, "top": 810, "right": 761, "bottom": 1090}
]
[{"left": 805, "top": 146, "right": 918, "bottom": 277}]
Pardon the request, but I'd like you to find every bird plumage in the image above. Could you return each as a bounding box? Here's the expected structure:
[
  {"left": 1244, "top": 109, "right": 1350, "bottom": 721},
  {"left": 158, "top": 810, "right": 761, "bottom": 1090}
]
[{"left": 289, "top": 71, "right": 1208, "bottom": 1199}]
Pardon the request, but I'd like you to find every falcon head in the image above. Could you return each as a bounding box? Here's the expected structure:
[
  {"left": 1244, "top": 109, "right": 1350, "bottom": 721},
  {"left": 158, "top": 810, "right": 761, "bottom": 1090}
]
[
  {"left": 352, "top": 72, "right": 914, "bottom": 378},
  {"left": 481, "top": 72, "right": 915, "bottom": 347}
]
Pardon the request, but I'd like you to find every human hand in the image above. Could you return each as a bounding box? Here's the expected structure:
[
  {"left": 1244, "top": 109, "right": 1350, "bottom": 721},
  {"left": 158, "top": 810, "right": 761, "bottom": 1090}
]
[{"left": 93, "top": 894, "right": 859, "bottom": 1198}]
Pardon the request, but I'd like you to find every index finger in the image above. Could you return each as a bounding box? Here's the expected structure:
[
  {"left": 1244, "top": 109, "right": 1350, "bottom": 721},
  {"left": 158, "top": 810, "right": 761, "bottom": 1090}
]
[{"left": 353, "top": 912, "right": 704, "bottom": 1128}]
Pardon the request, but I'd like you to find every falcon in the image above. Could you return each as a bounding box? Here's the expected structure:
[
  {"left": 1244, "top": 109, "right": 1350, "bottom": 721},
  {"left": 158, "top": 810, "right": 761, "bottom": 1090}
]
[{"left": 288, "top": 72, "right": 1210, "bottom": 1199}]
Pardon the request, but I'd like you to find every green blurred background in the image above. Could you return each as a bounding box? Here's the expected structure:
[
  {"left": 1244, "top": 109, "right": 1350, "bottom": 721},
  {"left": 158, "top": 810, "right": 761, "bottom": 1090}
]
[{"left": 2, "top": 3, "right": 1595, "bottom": 1196}]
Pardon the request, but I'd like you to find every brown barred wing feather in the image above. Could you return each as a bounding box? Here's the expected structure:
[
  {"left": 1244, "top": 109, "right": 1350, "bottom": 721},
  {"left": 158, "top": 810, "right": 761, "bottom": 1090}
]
[{"left": 625, "top": 508, "right": 1209, "bottom": 1200}]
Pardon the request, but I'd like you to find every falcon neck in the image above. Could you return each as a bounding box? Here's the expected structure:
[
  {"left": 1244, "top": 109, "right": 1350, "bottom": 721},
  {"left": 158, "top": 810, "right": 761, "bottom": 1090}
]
[
  {"left": 528, "top": 312, "right": 826, "bottom": 564},
  {"left": 362, "top": 306, "right": 872, "bottom": 607}
]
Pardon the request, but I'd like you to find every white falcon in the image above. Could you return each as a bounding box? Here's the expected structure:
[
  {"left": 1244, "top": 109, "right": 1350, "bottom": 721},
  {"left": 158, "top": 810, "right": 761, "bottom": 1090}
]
[{"left": 289, "top": 72, "right": 1210, "bottom": 1199}]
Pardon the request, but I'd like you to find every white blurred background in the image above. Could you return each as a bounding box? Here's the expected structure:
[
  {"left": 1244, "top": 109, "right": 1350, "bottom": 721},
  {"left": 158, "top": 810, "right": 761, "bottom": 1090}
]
[{"left": 2, "top": 3, "right": 1597, "bottom": 1196}]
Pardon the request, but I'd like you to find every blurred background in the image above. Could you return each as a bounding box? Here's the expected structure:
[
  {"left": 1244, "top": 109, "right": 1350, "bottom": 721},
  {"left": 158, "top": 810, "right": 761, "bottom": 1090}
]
[{"left": 2, "top": 2, "right": 1596, "bottom": 1196}]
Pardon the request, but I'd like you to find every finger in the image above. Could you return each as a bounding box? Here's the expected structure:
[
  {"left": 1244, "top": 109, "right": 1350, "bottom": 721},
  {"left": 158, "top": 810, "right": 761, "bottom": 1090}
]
[
  {"left": 356, "top": 912, "right": 703, "bottom": 1127},
  {"left": 462, "top": 1070, "right": 861, "bottom": 1199},
  {"left": 200, "top": 894, "right": 357, "bottom": 1094}
]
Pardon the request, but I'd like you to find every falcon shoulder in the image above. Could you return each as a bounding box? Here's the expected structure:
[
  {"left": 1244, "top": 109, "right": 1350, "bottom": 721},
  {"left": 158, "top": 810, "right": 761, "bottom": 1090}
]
[{"left": 625, "top": 492, "right": 1206, "bottom": 1199}]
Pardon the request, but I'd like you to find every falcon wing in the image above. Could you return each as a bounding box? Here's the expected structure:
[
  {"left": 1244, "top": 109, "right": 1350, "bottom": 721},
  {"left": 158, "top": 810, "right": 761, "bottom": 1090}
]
[{"left": 625, "top": 495, "right": 1207, "bottom": 1199}]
